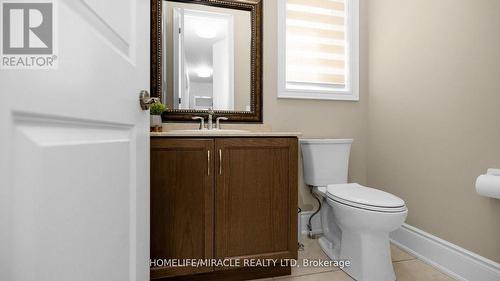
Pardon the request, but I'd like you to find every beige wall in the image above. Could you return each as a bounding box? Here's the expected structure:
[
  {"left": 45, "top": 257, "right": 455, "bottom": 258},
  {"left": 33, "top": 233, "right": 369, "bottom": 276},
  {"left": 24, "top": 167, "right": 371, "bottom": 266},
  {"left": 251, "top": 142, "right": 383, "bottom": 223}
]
[
  {"left": 367, "top": 0, "right": 500, "bottom": 262},
  {"left": 262, "top": 1, "right": 369, "bottom": 208}
]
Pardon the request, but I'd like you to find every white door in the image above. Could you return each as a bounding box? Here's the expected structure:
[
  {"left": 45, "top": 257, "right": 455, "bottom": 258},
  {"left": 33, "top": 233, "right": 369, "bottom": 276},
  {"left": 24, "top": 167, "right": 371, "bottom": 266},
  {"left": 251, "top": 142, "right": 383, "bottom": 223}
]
[{"left": 0, "top": 0, "right": 150, "bottom": 280}]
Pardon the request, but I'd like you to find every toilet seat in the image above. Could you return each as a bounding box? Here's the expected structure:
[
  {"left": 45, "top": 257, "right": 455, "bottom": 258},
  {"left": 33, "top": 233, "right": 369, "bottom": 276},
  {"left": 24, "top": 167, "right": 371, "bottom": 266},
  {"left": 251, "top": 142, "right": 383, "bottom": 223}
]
[{"left": 326, "top": 183, "right": 407, "bottom": 213}]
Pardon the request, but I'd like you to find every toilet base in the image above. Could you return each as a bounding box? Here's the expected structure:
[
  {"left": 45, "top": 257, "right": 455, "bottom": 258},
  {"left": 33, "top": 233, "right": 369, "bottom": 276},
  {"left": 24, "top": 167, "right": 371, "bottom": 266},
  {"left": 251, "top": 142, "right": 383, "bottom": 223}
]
[
  {"left": 340, "top": 230, "right": 395, "bottom": 281},
  {"left": 318, "top": 232, "right": 395, "bottom": 281}
]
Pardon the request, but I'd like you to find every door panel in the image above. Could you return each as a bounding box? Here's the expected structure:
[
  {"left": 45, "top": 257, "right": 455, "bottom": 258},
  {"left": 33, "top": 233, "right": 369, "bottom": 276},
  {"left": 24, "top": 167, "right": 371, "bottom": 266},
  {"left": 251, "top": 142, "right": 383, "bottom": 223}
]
[
  {"left": 215, "top": 138, "right": 298, "bottom": 261},
  {"left": 11, "top": 114, "right": 134, "bottom": 281},
  {"left": 0, "top": 0, "right": 150, "bottom": 280},
  {"left": 150, "top": 139, "right": 214, "bottom": 279}
]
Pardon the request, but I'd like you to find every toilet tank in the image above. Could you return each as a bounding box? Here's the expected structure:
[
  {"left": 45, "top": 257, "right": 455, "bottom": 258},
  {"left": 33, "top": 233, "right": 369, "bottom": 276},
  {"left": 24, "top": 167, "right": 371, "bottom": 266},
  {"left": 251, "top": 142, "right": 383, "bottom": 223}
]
[{"left": 300, "top": 139, "right": 353, "bottom": 186}]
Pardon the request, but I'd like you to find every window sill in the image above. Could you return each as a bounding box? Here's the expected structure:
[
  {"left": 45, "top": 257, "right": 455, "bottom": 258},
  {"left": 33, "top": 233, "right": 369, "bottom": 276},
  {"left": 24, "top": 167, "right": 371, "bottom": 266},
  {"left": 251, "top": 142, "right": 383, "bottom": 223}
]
[{"left": 278, "top": 91, "right": 359, "bottom": 101}]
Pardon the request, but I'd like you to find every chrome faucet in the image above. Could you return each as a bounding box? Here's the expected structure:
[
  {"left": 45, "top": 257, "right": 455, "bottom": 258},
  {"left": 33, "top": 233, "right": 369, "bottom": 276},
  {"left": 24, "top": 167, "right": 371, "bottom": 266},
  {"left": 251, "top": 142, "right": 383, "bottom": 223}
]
[
  {"left": 193, "top": 109, "right": 226, "bottom": 130},
  {"left": 207, "top": 108, "right": 215, "bottom": 130}
]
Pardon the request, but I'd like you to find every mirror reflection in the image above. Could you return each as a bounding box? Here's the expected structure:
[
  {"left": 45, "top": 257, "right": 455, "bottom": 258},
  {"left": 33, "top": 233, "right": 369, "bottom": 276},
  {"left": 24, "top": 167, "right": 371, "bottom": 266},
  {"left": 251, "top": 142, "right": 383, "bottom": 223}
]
[{"left": 162, "top": 1, "right": 252, "bottom": 112}]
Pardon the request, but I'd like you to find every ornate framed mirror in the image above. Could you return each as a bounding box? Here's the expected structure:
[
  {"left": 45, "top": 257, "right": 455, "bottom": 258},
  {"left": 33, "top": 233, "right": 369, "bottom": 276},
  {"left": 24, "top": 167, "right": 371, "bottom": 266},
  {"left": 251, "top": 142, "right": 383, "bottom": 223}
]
[{"left": 151, "top": 0, "right": 262, "bottom": 122}]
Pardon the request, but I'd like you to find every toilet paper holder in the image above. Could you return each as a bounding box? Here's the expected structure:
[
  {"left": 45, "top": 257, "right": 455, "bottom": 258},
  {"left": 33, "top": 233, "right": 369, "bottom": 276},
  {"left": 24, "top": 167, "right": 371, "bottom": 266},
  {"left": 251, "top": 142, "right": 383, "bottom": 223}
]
[{"left": 475, "top": 168, "right": 500, "bottom": 199}]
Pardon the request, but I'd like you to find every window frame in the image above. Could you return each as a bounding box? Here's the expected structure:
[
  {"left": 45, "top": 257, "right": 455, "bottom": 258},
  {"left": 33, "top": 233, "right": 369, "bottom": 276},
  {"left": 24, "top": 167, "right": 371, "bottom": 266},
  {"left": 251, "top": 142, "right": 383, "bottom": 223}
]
[{"left": 277, "top": 0, "right": 360, "bottom": 101}]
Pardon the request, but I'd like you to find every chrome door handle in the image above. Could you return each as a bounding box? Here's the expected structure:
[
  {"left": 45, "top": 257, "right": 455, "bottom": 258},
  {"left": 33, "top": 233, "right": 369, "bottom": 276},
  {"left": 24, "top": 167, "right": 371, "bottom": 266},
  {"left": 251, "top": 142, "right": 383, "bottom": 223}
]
[
  {"left": 219, "top": 149, "right": 222, "bottom": 175},
  {"left": 139, "top": 90, "right": 159, "bottom": 110},
  {"left": 207, "top": 150, "right": 211, "bottom": 176}
]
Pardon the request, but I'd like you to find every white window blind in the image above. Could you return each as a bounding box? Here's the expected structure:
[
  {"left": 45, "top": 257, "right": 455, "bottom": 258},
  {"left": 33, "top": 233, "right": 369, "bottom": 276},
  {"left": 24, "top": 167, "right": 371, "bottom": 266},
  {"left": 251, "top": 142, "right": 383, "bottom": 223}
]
[
  {"left": 286, "top": 0, "right": 346, "bottom": 86},
  {"left": 278, "top": 0, "right": 359, "bottom": 101}
]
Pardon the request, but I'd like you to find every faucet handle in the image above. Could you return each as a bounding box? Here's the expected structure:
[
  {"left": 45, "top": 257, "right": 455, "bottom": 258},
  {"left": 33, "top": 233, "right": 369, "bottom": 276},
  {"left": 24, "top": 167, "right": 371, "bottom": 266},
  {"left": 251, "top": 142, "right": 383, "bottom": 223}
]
[
  {"left": 192, "top": 116, "right": 205, "bottom": 130},
  {"left": 216, "top": 117, "right": 228, "bottom": 130}
]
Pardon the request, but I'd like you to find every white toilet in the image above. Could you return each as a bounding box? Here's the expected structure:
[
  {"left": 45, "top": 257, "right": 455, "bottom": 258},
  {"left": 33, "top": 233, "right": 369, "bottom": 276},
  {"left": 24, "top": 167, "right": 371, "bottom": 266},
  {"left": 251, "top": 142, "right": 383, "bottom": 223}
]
[{"left": 300, "top": 139, "right": 408, "bottom": 281}]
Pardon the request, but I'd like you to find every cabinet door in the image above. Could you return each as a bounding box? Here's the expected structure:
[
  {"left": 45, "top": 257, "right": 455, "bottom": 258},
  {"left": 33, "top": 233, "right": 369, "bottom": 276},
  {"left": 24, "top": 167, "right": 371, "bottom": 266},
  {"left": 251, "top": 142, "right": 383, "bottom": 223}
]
[
  {"left": 150, "top": 139, "right": 214, "bottom": 279},
  {"left": 215, "top": 138, "right": 298, "bottom": 262}
]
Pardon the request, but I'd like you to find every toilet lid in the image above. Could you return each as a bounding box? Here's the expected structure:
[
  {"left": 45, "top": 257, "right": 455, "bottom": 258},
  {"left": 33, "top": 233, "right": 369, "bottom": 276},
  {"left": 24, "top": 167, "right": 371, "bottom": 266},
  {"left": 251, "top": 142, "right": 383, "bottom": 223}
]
[{"left": 326, "top": 183, "right": 406, "bottom": 212}]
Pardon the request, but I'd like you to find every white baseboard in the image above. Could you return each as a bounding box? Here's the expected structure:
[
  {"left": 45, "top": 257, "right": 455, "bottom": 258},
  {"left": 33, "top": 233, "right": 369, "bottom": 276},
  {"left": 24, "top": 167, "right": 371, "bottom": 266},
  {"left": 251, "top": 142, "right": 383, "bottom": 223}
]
[
  {"left": 300, "top": 210, "right": 322, "bottom": 235},
  {"left": 390, "top": 223, "right": 500, "bottom": 281}
]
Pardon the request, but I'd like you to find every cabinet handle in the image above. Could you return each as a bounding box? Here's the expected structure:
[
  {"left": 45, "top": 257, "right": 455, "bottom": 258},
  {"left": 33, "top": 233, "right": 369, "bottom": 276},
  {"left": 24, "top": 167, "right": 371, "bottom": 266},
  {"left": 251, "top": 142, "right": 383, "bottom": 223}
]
[
  {"left": 207, "top": 150, "right": 210, "bottom": 176},
  {"left": 219, "top": 149, "right": 222, "bottom": 175}
]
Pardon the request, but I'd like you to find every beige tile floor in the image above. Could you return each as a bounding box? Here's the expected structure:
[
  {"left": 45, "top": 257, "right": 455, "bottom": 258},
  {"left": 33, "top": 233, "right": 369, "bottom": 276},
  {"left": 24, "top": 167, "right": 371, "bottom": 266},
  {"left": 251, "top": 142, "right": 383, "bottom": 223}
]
[{"left": 251, "top": 236, "right": 455, "bottom": 281}]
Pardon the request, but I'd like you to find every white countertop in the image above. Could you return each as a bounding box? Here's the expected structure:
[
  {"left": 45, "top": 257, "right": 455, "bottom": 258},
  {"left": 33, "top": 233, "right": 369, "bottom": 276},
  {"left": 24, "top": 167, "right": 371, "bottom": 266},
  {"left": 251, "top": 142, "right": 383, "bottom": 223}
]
[{"left": 150, "top": 130, "right": 302, "bottom": 137}]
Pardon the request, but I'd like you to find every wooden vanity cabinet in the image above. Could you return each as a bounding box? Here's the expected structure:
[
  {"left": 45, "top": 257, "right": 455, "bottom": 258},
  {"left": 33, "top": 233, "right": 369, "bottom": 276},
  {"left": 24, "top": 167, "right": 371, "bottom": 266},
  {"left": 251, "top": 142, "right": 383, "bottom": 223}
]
[{"left": 150, "top": 137, "right": 298, "bottom": 280}]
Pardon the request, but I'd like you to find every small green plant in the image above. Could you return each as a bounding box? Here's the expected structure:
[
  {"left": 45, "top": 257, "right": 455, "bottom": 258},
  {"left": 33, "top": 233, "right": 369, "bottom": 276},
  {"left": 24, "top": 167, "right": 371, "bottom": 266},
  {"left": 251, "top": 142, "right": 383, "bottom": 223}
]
[{"left": 150, "top": 102, "right": 166, "bottom": 115}]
